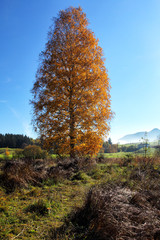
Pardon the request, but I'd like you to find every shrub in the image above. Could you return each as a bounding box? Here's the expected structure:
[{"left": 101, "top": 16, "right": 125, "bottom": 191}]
[{"left": 23, "top": 145, "right": 48, "bottom": 160}]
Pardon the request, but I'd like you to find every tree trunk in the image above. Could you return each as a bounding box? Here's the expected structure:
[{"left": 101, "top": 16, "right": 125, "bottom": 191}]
[
  {"left": 70, "top": 120, "right": 75, "bottom": 158},
  {"left": 69, "top": 86, "right": 75, "bottom": 158}
]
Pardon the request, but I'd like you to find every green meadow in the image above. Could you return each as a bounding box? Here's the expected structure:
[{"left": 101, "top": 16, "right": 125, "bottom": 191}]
[{"left": 0, "top": 149, "right": 160, "bottom": 239}]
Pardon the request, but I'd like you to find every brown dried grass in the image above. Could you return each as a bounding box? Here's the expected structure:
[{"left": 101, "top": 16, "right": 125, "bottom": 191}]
[
  {"left": 50, "top": 183, "right": 160, "bottom": 240},
  {"left": 0, "top": 160, "right": 47, "bottom": 192}
]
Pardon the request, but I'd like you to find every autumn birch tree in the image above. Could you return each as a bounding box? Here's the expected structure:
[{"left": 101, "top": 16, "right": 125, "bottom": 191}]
[{"left": 31, "top": 7, "right": 112, "bottom": 158}]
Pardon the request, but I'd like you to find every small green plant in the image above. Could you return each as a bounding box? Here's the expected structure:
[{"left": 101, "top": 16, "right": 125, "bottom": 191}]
[{"left": 71, "top": 171, "right": 90, "bottom": 183}]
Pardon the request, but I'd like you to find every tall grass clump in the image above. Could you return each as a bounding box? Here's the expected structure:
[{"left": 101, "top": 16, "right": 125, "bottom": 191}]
[
  {"left": 50, "top": 182, "right": 160, "bottom": 240},
  {"left": 0, "top": 159, "right": 47, "bottom": 192}
]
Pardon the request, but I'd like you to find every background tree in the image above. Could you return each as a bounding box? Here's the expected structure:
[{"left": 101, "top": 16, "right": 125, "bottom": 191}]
[
  {"left": 102, "top": 138, "right": 118, "bottom": 153},
  {"left": 0, "top": 134, "right": 32, "bottom": 148},
  {"left": 31, "top": 6, "right": 112, "bottom": 157}
]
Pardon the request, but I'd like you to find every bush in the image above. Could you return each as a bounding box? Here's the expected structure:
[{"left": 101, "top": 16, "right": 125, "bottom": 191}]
[{"left": 23, "top": 145, "right": 48, "bottom": 160}]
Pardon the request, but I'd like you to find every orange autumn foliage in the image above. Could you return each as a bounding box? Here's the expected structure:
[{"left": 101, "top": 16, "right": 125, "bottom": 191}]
[
  {"left": 31, "top": 7, "right": 112, "bottom": 157},
  {"left": 5, "top": 147, "right": 10, "bottom": 157}
]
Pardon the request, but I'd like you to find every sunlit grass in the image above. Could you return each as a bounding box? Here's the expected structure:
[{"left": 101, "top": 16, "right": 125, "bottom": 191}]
[
  {"left": 0, "top": 159, "right": 119, "bottom": 239},
  {"left": 0, "top": 146, "right": 159, "bottom": 239},
  {"left": 0, "top": 148, "right": 17, "bottom": 159},
  {"left": 0, "top": 180, "right": 90, "bottom": 239}
]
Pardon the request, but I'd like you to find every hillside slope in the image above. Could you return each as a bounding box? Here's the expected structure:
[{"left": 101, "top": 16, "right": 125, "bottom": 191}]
[{"left": 119, "top": 128, "right": 160, "bottom": 144}]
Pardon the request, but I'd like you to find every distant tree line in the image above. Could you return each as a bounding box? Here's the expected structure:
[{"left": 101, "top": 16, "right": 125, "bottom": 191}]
[
  {"left": 118, "top": 143, "right": 150, "bottom": 153},
  {"left": 101, "top": 138, "right": 118, "bottom": 153},
  {"left": 101, "top": 139, "right": 150, "bottom": 153},
  {"left": 0, "top": 134, "right": 33, "bottom": 148},
  {"left": 119, "top": 145, "right": 138, "bottom": 153}
]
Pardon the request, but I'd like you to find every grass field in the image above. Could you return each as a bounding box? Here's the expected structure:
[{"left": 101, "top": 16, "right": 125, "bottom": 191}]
[
  {"left": 0, "top": 146, "right": 157, "bottom": 161},
  {"left": 0, "top": 178, "right": 91, "bottom": 239},
  {"left": 100, "top": 152, "right": 133, "bottom": 158},
  {"left": 0, "top": 148, "right": 17, "bottom": 159},
  {"left": 99, "top": 147, "right": 156, "bottom": 158},
  {"left": 0, "top": 158, "right": 98, "bottom": 239},
  {"left": 0, "top": 148, "right": 57, "bottom": 160},
  {"left": 0, "top": 154, "right": 160, "bottom": 239}
]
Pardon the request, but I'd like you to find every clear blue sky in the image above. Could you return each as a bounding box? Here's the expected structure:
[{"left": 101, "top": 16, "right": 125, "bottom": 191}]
[{"left": 1, "top": 0, "right": 160, "bottom": 142}]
